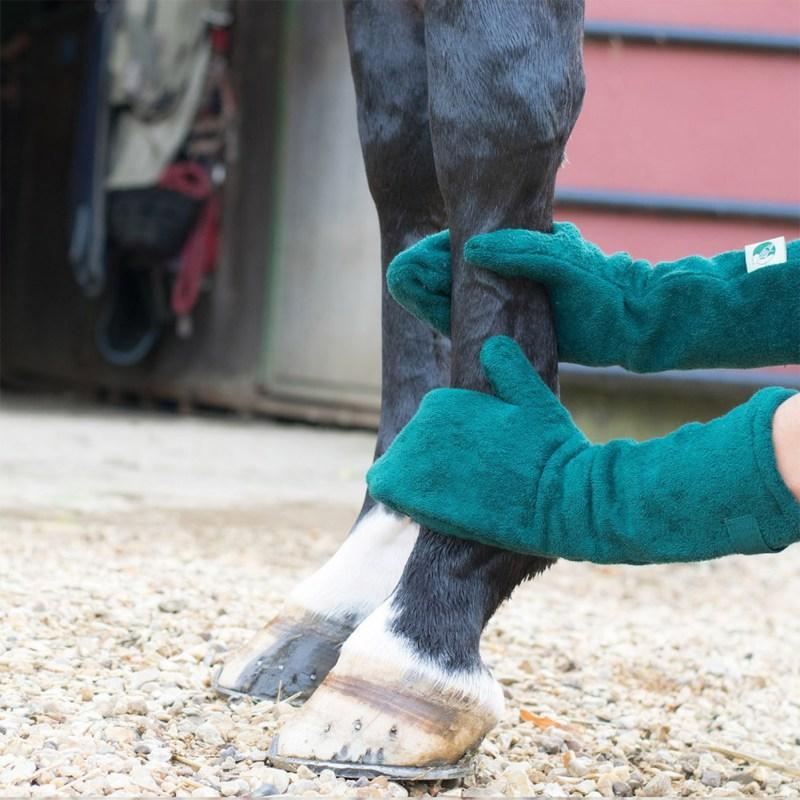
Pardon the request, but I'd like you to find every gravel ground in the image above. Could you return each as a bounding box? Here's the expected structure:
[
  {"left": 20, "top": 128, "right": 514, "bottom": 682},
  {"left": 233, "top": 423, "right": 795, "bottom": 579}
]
[{"left": 1, "top": 396, "right": 799, "bottom": 798}]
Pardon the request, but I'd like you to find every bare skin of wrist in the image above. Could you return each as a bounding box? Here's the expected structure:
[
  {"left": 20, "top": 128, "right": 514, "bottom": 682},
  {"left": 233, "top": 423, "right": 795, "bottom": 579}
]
[{"left": 773, "top": 393, "right": 800, "bottom": 503}]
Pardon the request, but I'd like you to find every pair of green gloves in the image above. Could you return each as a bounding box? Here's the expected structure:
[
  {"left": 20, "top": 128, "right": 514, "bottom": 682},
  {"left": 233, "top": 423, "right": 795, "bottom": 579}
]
[{"left": 367, "top": 224, "right": 800, "bottom": 564}]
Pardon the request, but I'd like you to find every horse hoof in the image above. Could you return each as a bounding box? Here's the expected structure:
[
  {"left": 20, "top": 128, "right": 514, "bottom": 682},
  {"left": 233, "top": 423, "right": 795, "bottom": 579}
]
[
  {"left": 216, "top": 505, "right": 419, "bottom": 702},
  {"left": 269, "top": 603, "right": 504, "bottom": 775},
  {"left": 214, "top": 605, "right": 356, "bottom": 702}
]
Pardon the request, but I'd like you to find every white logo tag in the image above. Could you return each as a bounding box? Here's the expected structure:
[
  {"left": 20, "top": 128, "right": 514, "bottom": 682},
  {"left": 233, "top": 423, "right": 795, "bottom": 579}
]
[{"left": 745, "top": 236, "right": 787, "bottom": 272}]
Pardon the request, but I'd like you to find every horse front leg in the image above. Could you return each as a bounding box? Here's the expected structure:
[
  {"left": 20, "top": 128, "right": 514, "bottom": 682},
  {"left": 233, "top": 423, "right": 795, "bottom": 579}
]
[
  {"left": 272, "top": 0, "right": 585, "bottom": 773},
  {"left": 216, "top": 0, "right": 447, "bottom": 703}
]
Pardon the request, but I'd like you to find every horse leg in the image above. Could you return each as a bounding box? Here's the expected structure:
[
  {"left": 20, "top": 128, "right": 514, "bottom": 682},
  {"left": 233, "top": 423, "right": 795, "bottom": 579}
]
[
  {"left": 216, "top": 0, "right": 448, "bottom": 703},
  {"left": 272, "top": 0, "right": 585, "bottom": 770}
]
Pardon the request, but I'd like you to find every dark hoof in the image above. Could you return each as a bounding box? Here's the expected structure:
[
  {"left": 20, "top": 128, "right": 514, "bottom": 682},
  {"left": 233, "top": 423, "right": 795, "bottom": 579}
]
[{"left": 215, "top": 607, "right": 357, "bottom": 702}]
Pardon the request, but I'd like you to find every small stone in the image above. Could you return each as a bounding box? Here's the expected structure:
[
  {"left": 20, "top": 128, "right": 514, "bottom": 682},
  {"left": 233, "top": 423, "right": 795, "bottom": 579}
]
[
  {"left": 728, "top": 771, "right": 757, "bottom": 784},
  {"left": 43, "top": 700, "right": 65, "bottom": 721},
  {"left": 243, "top": 764, "right": 289, "bottom": 794},
  {"left": 59, "top": 765, "right": 82, "bottom": 780},
  {"left": 504, "top": 763, "right": 535, "bottom": 795},
  {"left": 576, "top": 779, "right": 597, "bottom": 794},
  {"left": 719, "top": 783, "right": 747, "bottom": 796},
  {"left": 295, "top": 765, "right": 316, "bottom": 779},
  {"left": 565, "top": 753, "right": 592, "bottom": 777},
  {"left": 197, "top": 765, "right": 222, "bottom": 786},
  {"left": 195, "top": 721, "right": 225, "bottom": 746},
  {"left": 642, "top": 773, "right": 672, "bottom": 796},
  {"left": 191, "top": 787, "right": 219, "bottom": 798},
  {"left": 542, "top": 782, "right": 568, "bottom": 797},
  {"left": 3, "top": 757, "right": 36, "bottom": 784},
  {"left": 126, "top": 697, "right": 148, "bottom": 715},
  {"left": 252, "top": 768, "right": 290, "bottom": 794},
  {"left": 483, "top": 779, "right": 508, "bottom": 795},
  {"left": 105, "top": 725, "right": 136, "bottom": 744},
  {"left": 611, "top": 781, "right": 632, "bottom": 797},
  {"left": 597, "top": 773, "right": 616, "bottom": 796},
  {"left": 107, "top": 773, "right": 131, "bottom": 790},
  {"left": 751, "top": 767, "right": 768, "bottom": 784},
  {"left": 158, "top": 598, "right": 186, "bottom": 613},
  {"left": 80, "top": 686, "right": 94, "bottom": 701},
  {"left": 702, "top": 770, "right": 723, "bottom": 788},
  {"left": 289, "top": 779, "right": 317, "bottom": 793},
  {"left": 628, "top": 772, "right": 644, "bottom": 790},
  {"left": 541, "top": 737, "right": 564, "bottom": 754},
  {"left": 84, "top": 776, "right": 111, "bottom": 794},
  {"left": 148, "top": 746, "right": 173, "bottom": 763},
  {"left": 131, "top": 668, "right": 162, "bottom": 689},
  {"left": 130, "top": 764, "right": 159, "bottom": 791},
  {"left": 611, "top": 767, "right": 631, "bottom": 783},
  {"left": 252, "top": 784, "right": 281, "bottom": 797},
  {"left": 679, "top": 753, "right": 700, "bottom": 776},
  {"left": 134, "top": 743, "right": 151, "bottom": 755},
  {"left": 319, "top": 768, "right": 337, "bottom": 784},
  {"left": 221, "top": 779, "right": 249, "bottom": 796}
]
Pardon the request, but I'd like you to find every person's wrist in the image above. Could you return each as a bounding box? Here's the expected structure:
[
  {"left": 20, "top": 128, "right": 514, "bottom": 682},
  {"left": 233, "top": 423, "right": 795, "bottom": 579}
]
[
  {"left": 532, "top": 434, "right": 593, "bottom": 561},
  {"left": 751, "top": 389, "right": 800, "bottom": 551},
  {"left": 772, "top": 393, "right": 800, "bottom": 503}
]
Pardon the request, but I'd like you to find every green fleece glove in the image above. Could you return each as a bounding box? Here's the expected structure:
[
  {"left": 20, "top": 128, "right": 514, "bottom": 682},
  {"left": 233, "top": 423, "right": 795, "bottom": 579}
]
[
  {"left": 386, "top": 225, "right": 800, "bottom": 372},
  {"left": 367, "top": 336, "right": 799, "bottom": 565}
]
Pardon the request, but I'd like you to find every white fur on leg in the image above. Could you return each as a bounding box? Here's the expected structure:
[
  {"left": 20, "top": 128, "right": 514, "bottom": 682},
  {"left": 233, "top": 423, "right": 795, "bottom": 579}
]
[
  {"left": 216, "top": 504, "right": 418, "bottom": 696},
  {"left": 289, "top": 504, "right": 419, "bottom": 620},
  {"left": 343, "top": 600, "right": 506, "bottom": 719}
]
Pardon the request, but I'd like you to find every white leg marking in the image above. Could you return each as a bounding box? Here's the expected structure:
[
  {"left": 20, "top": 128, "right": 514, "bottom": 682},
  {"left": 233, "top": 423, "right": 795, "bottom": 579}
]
[
  {"left": 342, "top": 600, "right": 506, "bottom": 720},
  {"left": 217, "top": 505, "right": 417, "bottom": 694},
  {"left": 289, "top": 504, "right": 419, "bottom": 621}
]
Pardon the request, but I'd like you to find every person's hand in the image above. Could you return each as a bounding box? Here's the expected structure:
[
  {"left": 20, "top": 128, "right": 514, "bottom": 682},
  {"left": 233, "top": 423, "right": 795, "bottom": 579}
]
[
  {"left": 367, "top": 335, "right": 589, "bottom": 556},
  {"left": 387, "top": 224, "right": 800, "bottom": 371},
  {"left": 386, "top": 230, "right": 453, "bottom": 336},
  {"left": 368, "top": 336, "right": 799, "bottom": 564},
  {"left": 385, "top": 222, "right": 634, "bottom": 359}
]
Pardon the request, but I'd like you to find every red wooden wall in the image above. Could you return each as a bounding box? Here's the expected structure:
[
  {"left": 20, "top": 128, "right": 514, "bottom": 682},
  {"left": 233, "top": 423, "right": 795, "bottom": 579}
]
[{"left": 553, "top": 0, "right": 800, "bottom": 382}]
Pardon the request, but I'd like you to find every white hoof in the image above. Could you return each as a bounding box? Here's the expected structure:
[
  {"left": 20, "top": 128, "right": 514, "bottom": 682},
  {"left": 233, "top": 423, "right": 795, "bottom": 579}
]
[{"left": 272, "top": 602, "right": 504, "bottom": 768}]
